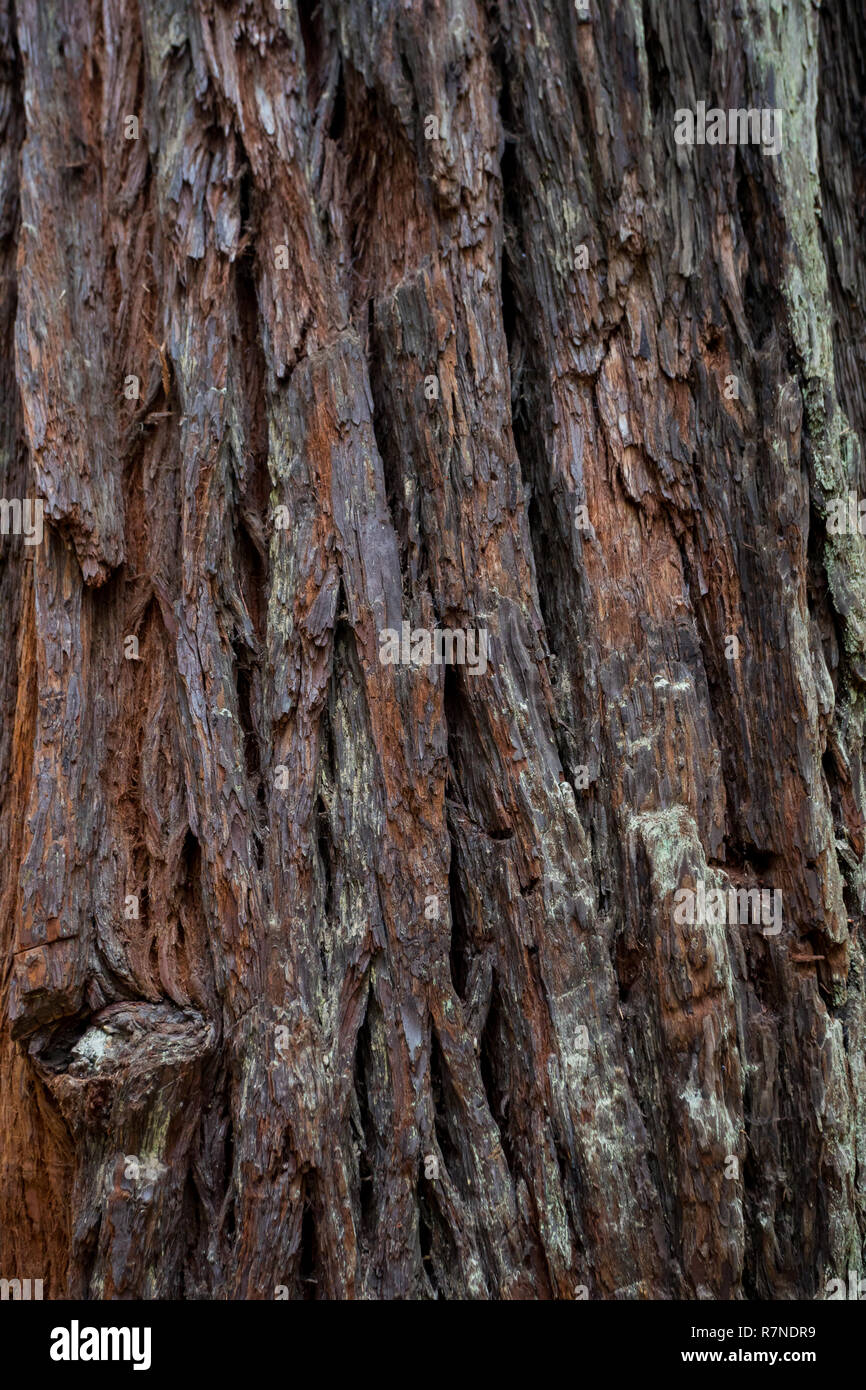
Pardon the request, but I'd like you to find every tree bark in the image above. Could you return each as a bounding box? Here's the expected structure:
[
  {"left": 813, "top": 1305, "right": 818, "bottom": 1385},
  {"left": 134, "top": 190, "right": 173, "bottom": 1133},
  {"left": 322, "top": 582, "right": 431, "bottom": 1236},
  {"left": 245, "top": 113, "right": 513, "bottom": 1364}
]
[{"left": 1, "top": 0, "right": 865, "bottom": 1300}]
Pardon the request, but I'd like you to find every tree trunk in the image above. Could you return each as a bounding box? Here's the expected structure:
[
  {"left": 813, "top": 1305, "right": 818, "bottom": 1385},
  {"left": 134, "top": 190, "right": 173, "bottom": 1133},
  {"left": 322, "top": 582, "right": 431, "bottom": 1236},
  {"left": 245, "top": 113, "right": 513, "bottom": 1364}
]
[{"left": 1, "top": 0, "right": 865, "bottom": 1300}]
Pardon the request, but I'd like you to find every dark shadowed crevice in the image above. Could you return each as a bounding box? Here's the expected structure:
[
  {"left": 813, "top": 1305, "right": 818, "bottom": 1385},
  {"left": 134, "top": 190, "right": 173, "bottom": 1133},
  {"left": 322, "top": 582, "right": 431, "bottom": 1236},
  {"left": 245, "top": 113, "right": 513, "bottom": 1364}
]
[
  {"left": 233, "top": 654, "right": 259, "bottom": 786},
  {"left": 231, "top": 639, "right": 259, "bottom": 778},
  {"left": 219, "top": 1114, "right": 237, "bottom": 1248},
  {"left": 233, "top": 204, "right": 270, "bottom": 650},
  {"left": 367, "top": 353, "right": 412, "bottom": 589},
  {"left": 327, "top": 55, "right": 345, "bottom": 143},
  {"left": 614, "top": 931, "right": 643, "bottom": 1003},
  {"left": 444, "top": 658, "right": 514, "bottom": 841},
  {"left": 550, "top": 1130, "right": 583, "bottom": 1267},
  {"left": 429, "top": 1029, "right": 468, "bottom": 1199},
  {"left": 417, "top": 1161, "right": 459, "bottom": 1300},
  {"left": 350, "top": 981, "right": 378, "bottom": 1246},
  {"left": 179, "top": 1166, "right": 203, "bottom": 1297},
  {"left": 27, "top": 1014, "right": 93, "bottom": 1073},
  {"left": 476, "top": 972, "right": 518, "bottom": 1185},
  {"left": 734, "top": 160, "right": 781, "bottom": 354},
  {"left": 228, "top": 217, "right": 270, "bottom": 884},
  {"left": 297, "top": 0, "right": 329, "bottom": 113},
  {"left": 445, "top": 815, "right": 471, "bottom": 1000},
  {"left": 315, "top": 695, "right": 337, "bottom": 946},
  {"left": 177, "top": 827, "right": 217, "bottom": 1011},
  {"left": 315, "top": 793, "right": 334, "bottom": 966},
  {"left": 640, "top": 0, "right": 669, "bottom": 130},
  {"left": 299, "top": 1188, "right": 319, "bottom": 1299},
  {"left": 416, "top": 1176, "right": 438, "bottom": 1296},
  {"left": 425, "top": 1029, "right": 478, "bottom": 1297},
  {"left": 231, "top": 638, "right": 266, "bottom": 876}
]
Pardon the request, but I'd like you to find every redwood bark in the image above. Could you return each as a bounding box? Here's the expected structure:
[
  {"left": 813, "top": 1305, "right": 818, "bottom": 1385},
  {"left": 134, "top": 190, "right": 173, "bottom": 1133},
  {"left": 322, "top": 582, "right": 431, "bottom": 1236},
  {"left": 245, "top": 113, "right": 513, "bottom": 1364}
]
[{"left": 1, "top": 0, "right": 865, "bottom": 1300}]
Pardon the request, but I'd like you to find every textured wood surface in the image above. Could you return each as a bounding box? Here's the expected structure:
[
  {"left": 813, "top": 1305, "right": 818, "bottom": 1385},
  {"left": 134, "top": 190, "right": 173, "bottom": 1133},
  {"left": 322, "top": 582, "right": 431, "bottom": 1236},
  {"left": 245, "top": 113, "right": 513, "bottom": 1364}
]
[{"left": 1, "top": 0, "right": 865, "bottom": 1299}]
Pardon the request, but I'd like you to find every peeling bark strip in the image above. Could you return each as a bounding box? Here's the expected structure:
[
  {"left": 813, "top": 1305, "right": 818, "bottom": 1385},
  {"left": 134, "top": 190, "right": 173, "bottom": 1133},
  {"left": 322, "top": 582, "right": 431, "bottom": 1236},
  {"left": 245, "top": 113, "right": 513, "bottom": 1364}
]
[{"left": 1, "top": 0, "right": 865, "bottom": 1301}]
